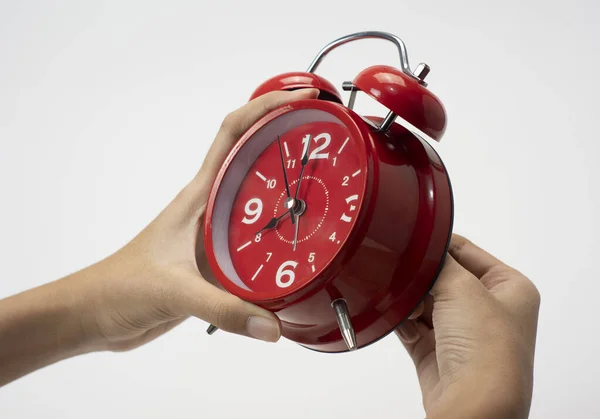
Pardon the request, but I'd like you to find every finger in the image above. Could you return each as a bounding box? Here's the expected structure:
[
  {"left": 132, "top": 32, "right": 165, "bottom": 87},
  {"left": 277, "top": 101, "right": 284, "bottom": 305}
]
[
  {"left": 179, "top": 275, "right": 281, "bottom": 342},
  {"left": 418, "top": 294, "right": 434, "bottom": 329},
  {"left": 196, "top": 88, "right": 320, "bottom": 185},
  {"left": 168, "top": 88, "right": 319, "bottom": 225},
  {"left": 429, "top": 252, "right": 485, "bottom": 300},
  {"left": 408, "top": 301, "right": 424, "bottom": 320},
  {"left": 396, "top": 318, "right": 421, "bottom": 343},
  {"left": 396, "top": 320, "right": 435, "bottom": 366},
  {"left": 449, "top": 234, "right": 504, "bottom": 279}
]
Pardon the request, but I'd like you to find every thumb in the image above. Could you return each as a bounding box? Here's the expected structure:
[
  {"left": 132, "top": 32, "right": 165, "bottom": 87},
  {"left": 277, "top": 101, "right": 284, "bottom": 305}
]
[
  {"left": 429, "top": 253, "right": 488, "bottom": 302},
  {"left": 180, "top": 275, "right": 281, "bottom": 342},
  {"left": 179, "top": 88, "right": 320, "bottom": 221},
  {"left": 196, "top": 88, "right": 320, "bottom": 186}
]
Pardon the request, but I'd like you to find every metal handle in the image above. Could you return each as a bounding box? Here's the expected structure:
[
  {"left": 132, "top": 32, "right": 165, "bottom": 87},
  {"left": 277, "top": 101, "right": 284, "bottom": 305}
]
[{"left": 306, "top": 31, "right": 420, "bottom": 81}]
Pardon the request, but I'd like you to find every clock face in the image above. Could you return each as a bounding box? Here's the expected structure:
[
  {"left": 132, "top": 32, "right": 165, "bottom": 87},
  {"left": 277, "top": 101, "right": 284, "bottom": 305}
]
[{"left": 209, "top": 108, "right": 368, "bottom": 298}]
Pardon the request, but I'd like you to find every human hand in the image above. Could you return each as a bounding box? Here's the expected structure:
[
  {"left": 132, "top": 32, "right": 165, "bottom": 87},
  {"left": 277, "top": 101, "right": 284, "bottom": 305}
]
[
  {"left": 396, "top": 235, "right": 541, "bottom": 419},
  {"left": 72, "top": 88, "right": 320, "bottom": 352}
]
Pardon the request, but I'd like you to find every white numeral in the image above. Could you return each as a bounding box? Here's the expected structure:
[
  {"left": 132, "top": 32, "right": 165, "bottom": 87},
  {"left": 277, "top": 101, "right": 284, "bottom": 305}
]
[
  {"left": 332, "top": 157, "right": 337, "bottom": 167},
  {"left": 242, "top": 198, "right": 262, "bottom": 224},
  {"left": 301, "top": 134, "right": 309, "bottom": 157},
  {"left": 287, "top": 159, "right": 296, "bottom": 169},
  {"left": 266, "top": 179, "right": 277, "bottom": 189},
  {"left": 276, "top": 261, "right": 298, "bottom": 288},
  {"left": 308, "top": 252, "right": 315, "bottom": 263},
  {"left": 311, "top": 133, "right": 331, "bottom": 159},
  {"left": 342, "top": 176, "right": 349, "bottom": 186},
  {"left": 329, "top": 232, "right": 337, "bottom": 242},
  {"left": 340, "top": 195, "right": 359, "bottom": 223},
  {"left": 266, "top": 252, "right": 272, "bottom": 262},
  {"left": 302, "top": 133, "right": 331, "bottom": 160}
]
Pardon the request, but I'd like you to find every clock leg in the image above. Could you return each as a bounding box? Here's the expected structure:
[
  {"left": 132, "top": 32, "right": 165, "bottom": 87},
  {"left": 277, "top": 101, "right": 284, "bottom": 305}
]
[
  {"left": 331, "top": 299, "right": 357, "bottom": 351},
  {"left": 206, "top": 324, "right": 218, "bottom": 335}
]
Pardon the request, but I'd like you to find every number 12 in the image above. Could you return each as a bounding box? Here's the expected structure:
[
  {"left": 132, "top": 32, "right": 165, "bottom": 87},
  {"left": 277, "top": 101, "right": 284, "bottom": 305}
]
[{"left": 301, "top": 133, "right": 331, "bottom": 160}]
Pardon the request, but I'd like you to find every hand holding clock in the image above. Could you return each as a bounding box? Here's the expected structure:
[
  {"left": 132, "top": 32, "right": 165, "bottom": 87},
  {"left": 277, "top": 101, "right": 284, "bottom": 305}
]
[
  {"left": 396, "top": 235, "right": 540, "bottom": 419},
  {"left": 0, "top": 88, "right": 540, "bottom": 419},
  {"left": 0, "top": 88, "right": 319, "bottom": 387}
]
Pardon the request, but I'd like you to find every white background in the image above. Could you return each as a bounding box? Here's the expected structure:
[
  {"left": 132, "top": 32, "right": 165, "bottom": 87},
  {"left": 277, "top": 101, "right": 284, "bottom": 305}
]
[{"left": 0, "top": 1, "right": 598, "bottom": 418}]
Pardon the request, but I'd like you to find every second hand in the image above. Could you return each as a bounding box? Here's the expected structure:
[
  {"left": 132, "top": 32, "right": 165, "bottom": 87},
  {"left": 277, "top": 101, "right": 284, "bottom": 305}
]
[{"left": 292, "top": 135, "right": 312, "bottom": 251}]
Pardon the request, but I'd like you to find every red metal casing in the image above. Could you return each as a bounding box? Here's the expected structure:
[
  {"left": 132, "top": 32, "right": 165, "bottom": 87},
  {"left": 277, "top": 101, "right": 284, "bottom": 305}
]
[
  {"left": 249, "top": 72, "right": 343, "bottom": 104},
  {"left": 203, "top": 99, "right": 453, "bottom": 352},
  {"left": 353, "top": 65, "right": 447, "bottom": 142}
]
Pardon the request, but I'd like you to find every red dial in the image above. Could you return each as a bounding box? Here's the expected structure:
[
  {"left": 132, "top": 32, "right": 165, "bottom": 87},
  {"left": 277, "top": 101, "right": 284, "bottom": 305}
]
[{"left": 227, "top": 121, "right": 366, "bottom": 294}]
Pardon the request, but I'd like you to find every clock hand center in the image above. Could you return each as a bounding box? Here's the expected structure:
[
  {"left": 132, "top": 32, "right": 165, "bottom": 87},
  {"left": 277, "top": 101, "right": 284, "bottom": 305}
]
[
  {"left": 284, "top": 196, "right": 295, "bottom": 211},
  {"left": 254, "top": 199, "right": 307, "bottom": 237}
]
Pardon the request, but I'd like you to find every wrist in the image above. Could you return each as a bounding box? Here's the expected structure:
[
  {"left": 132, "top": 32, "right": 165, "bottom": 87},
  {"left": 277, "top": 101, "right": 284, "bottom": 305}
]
[
  {"left": 58, "top": 259, "right": 129, "bottom": 353},
  {"left": 427, "top": 375, "right": 530, "bottom": 419},
  {"left": 54, "top": 269, "right": 108, "bottom": 354}
]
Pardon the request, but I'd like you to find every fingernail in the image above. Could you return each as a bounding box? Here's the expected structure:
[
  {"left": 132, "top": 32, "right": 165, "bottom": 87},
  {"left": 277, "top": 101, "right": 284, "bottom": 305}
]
[
  {"left": 291, "top": 88, "right": 319, "bottom": 97},
  {"left": 408, "top": 302, "right": 424, "bottom": 320},
  {"left": 396, "top": 320, "right": 420, "bottom": 344},
  {"left": 246, "top": 316, "right": 280, "bottom": 342}
]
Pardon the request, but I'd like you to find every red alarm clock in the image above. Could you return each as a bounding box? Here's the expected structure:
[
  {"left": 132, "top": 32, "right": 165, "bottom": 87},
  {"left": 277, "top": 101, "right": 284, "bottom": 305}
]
[{"left": 203, "top": 31, "right": 452, "bottom": 353}]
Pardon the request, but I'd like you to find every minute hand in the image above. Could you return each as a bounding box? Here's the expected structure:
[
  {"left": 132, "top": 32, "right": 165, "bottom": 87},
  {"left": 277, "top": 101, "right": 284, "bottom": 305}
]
[
  {"left": 294, "top": 135, "right": 311, "bottom": 202},
  {"left": 276, "top": 135, "right": 295, "bottom": 225}
]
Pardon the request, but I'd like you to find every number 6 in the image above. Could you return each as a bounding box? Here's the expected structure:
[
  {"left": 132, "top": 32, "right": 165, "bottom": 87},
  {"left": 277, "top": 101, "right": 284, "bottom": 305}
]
[{"left": 276, "top": 261, "right": 298, "bottom": 288}]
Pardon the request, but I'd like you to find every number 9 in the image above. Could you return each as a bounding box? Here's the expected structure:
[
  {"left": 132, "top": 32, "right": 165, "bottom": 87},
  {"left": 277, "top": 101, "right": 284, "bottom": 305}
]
[{"left": 242, "top": 198, "right": 263, "bottom": 224}]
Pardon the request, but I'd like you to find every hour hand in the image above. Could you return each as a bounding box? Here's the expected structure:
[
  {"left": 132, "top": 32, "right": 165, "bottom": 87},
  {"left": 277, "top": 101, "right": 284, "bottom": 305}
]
[{"left": 255, "top": 211, "right": 291, "bottom": 236}]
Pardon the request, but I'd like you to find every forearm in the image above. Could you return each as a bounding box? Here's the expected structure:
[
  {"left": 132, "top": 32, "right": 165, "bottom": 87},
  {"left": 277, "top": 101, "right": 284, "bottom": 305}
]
[{"left": 0, "top": 274, "right": 97, "bottom": 386}]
